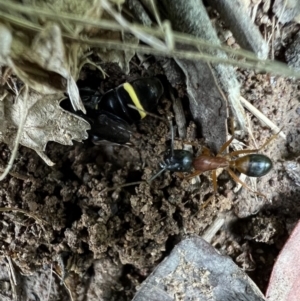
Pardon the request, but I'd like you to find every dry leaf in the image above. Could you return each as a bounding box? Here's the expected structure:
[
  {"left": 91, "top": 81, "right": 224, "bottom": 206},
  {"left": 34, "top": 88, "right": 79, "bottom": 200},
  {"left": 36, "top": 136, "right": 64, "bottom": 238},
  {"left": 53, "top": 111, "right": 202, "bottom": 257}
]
[
  {"left": 1, "top": 89, "right": 90, "bottom": 166},
  {"left": 0, "top": 22, "right": 86, "bottom": 113}
]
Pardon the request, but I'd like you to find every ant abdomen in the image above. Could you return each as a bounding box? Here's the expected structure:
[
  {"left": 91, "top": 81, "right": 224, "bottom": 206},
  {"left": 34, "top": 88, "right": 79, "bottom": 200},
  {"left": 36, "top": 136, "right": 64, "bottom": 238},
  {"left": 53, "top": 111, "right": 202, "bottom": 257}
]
[{"left": 232, "top": 154, "right": 273, "bottom": 177}]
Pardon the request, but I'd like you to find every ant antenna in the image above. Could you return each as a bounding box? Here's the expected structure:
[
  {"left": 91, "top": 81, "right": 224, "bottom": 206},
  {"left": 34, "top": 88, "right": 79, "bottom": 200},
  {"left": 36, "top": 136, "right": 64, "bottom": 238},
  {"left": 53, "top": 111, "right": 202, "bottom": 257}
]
[
  {"left": 127, "top": 104, "right": 169, "bottom": 125},
  {"left": 99, "top": 105, "right": 175, "bottom": 193},
  {"left": 148, "top": 166, "right": 167, "bottom": 183}
]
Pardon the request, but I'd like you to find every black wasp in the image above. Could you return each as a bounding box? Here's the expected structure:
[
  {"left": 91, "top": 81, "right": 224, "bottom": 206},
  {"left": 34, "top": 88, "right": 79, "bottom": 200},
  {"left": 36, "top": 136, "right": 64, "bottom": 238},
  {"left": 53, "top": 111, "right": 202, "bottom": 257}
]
[{"left": 78, "top": 77, "right": 164, "bottom": 144}]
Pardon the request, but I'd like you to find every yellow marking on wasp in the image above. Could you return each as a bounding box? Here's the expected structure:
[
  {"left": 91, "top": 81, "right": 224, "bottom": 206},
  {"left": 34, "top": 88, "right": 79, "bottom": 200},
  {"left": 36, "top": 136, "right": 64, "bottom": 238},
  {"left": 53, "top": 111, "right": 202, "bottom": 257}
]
[{"left": 123, "top": 83, "right": 146, "bottom": 118}]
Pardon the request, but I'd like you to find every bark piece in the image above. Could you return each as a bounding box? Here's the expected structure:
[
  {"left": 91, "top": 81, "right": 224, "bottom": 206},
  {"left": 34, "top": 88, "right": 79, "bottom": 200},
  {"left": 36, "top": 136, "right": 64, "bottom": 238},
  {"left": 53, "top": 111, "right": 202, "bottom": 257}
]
[{"left": 159, "top": 0, "right": 246, "bottom": 151}]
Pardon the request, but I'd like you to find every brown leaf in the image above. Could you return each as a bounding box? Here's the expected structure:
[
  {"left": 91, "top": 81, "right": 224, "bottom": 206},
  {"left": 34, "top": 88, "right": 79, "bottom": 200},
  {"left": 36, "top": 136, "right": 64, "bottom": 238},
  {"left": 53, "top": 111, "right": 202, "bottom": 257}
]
[
  {"left": 0, "top": 22, "right": 85, "bottom": 112},
  {"left": 1, "top": 89, "right": 90, "bottom": 165}
]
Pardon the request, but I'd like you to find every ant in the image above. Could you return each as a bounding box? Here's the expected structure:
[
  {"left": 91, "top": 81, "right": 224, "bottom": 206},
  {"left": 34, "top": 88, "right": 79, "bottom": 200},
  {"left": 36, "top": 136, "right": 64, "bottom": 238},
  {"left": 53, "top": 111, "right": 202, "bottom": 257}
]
[
  {"left": 102, "top": 119, "right": 274, "bottom": 197},
  {"left": 149, "top": 120, "right": 273, "bottom": 197}
]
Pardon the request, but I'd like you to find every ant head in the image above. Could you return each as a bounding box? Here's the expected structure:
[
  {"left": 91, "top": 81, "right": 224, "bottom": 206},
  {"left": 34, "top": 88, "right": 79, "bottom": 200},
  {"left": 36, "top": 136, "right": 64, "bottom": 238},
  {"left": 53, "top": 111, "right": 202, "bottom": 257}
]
[{"left": 161, "top": 149, "right": 193, "bottom": 172}]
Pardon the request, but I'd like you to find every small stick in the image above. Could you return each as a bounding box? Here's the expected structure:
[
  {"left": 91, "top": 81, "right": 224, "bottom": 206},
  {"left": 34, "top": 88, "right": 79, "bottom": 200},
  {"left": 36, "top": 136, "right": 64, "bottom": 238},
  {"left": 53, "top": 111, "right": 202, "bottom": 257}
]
[
  {"left": 46, "top": 264, "right": 53, "bottom": 301},
  {"left": 240, "top": 96, "right": 286, "bottom": 139},
  {"left": 6, "top": 256, "right": 17, "bottom": 286},
  {"left": 127, "top": 104, "right": 169, "bottom": 125},
  {"left": 5, "top": 256, "right": 18, "bottom": 301},
  {"left": 202, "top": 215, "right": 225, "bottom": 243},
  {"left": 52, "top": 270, "right": 74, "bottom": 301}
]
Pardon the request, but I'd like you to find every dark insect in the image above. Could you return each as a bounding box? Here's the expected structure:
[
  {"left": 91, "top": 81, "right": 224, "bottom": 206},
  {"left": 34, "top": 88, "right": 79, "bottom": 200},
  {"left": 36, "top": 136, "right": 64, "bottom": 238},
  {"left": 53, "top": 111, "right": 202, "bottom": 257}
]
[
  {"left": 79, "top": 77, "right": 164, "bottom": 144},
  {"left": 150, "top": 122, "right": 274, "bottom": 197}
]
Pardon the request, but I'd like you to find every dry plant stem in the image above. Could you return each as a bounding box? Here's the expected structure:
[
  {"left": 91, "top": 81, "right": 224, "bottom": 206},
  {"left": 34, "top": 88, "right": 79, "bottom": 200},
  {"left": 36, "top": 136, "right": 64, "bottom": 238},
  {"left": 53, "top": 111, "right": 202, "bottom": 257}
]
[
  {"left": 101, "top": 0, "right": 168, "bottom": 51},
  {"left": 275, "top": 0, "right": 288, "bottom": 37},
  {"left": 240, "top": 96, "right": 287, "bottom": 139},
  {"left": 251, "top": 2, "right": 259, "bottom": 22},
  {"left": 149, "top": 0, "right": 163, "bottom": 27},
  {"left": 1, "top": 4, "right": 283, "bottom": 77},
  {"left": 5, "top": 256, "right": 18, "bottom": 301},
  {"left": 0, "top": 207, "right": 48, "bottom": 226},
  {"left": 0, "top": 85, "right": 29, "bottom": 181},
  {"left": 73, "top": 38, "right": 300, "bottom": 78},
  {"left": 52, "top": 270, "right": 74, "bottom": 301},
  {"left": 0, "top": 0, "right": 259, "bottom": 60},
  {"left": 46, "top": 264, "right": 53, "bottom": 301},
  {"left": 0, "top": 13, "right": 299, "bottom": 78},
  {"left": 35, "top": 150, "right": 55, "bottom": 166},
  {"left": 201, "top": 213, "right": 227, "bottom": 243},
  {"left": 6, "top": 256, "right": 17, "bottom": 286},
  {"left": 1, "top": 1, "right": 300, "bottom": 78},
  {"left": 127, "top": 104, "right": 168, "bottom": 124},
  {"left": 271, "top": 17, "right": 276, "bottom": 61}
]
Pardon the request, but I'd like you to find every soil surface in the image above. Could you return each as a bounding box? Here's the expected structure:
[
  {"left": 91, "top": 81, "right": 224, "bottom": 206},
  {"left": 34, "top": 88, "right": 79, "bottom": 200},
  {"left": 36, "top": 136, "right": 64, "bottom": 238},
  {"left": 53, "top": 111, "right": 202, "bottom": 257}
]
[{"left": 1, "top": 7, "right": 300, "bottom": 301}]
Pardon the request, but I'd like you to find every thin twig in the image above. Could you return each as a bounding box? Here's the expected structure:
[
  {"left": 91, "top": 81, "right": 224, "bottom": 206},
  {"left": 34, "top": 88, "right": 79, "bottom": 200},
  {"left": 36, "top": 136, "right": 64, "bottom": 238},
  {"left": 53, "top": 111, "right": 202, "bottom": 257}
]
[
  {"left": 101, "top": 0, "right": 167, "bottom": 51},
  {"left": 1, "top": 1, "right": 300, "bottom": 78},
  {"left": 46, "top": 264, "right": 53, "bottom": 301},
  {"left": 5, "top": 256, "right": 18, "bottom": 301},
  {"left": 202, "top": 212, "right": 234, "bottom": 243},
  {"left": 127, "top": 104, "right": 169, "bottom": 124},
  {"left": 240, "top": 96, "right": 286, "bottom": 139},
  {"left": 6, "top": 256, "right": 17, "bottom": 285},
  {"left": 52, "top": 270, "right": 74, "bottom": 301},
  {"left": 251, "top": 1, "right": 260, "bottom": 23}
]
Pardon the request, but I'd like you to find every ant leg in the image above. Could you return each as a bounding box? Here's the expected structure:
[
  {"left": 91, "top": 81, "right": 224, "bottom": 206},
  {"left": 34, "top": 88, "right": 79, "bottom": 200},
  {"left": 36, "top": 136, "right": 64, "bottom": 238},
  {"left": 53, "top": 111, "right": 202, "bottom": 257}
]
[
  {"left": 227, "top": 168, "right": 267, "bottom": 199},
  {"left": 227, "top": 129, "right": 282, "bottom": 157},
  {"left": 200, "top": 195, "right": 215, "bottom": 209},
  {"left": 216, "top": 117, "right": 236, "bottom": 156},
  {"left": 185, "top": 170, "right": 202, "bottom": 180},
  {"left": 217, "top": 136, "right": 235, "bottom": 156},
  {"left": 202, "top": 146, "right": 212, "bottom": 156}
]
